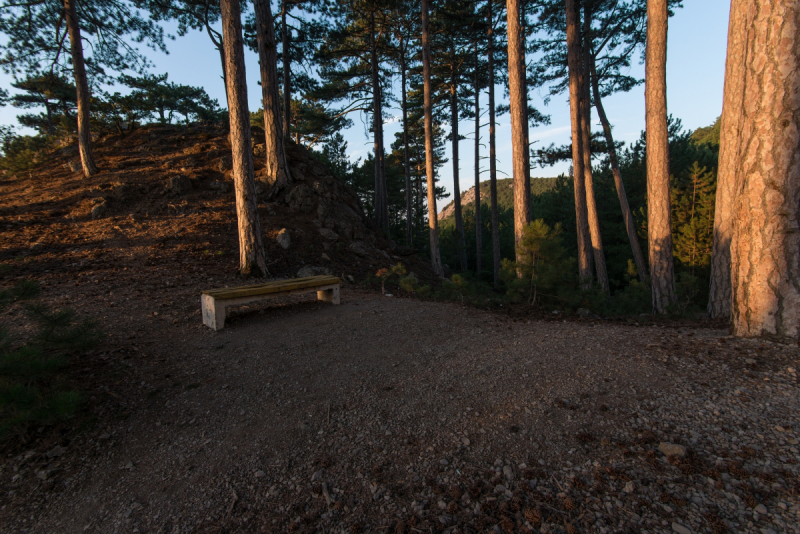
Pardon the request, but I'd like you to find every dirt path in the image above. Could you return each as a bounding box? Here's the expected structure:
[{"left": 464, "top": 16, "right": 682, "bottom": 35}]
[{"left": 2, "top": 287, "right": 798, "bottom": 534}]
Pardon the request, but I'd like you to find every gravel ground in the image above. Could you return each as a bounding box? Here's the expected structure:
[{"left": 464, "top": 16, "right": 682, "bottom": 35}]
[{"left": 1, "top": 289, "right": 798, "bottom": 534}]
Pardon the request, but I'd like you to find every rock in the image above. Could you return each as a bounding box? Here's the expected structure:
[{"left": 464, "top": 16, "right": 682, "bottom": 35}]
[
  {"left": 346, "top": 275, "right": 355, "bottom": 283},
  {"left": 623, "top": 481, "right": 635, "bottom": 493},
  {"left": 46, "top": 445, "right": 66, "bottom": 458},
  {"left": 112, "top": 183, "right": 139, "bottom": 202},
  {"left": 503, "top": 465, "right": 514, "bottom": 481},
  {"left": 275, "top": 229, "right": 291, "bottom": 249},
  {"left": 321, "top": 253, "right": 330, "bottom": 261},
  {"left": 671, "top": 522, "right": 692, "bottom": 534},
  {"left": 210, "top": 180, "right": 230, "bottom": 193},
  {"left": 255, "top": 470, "right": 266, "bottom": 478},
  {"left": 755, "top": 504, "right": 767, "bottom": 514},
  {"left": 297, "top": 266, "right": 332, "bottom": 278},
  {"left": 170, "top": 174, "right": 193, "bottom": 194},
  {"left": 659, "top": 442, "right": 688, "bottom": 458},
  {"left": 318, "top": 228, "right": 339, "bottom": 241},
  {"left": 67, "top": 160, "right": 81, "bottom": 173},
  {"left": 285, "top": 184, "right": 315, "bottom": 213},
  {"left": 461, "top": 437, "right": 470, "bottom": 446},
  {"left": 311, "top": 469, "right": 325, "bottom": 482},
  {"left": 576, "top": 308, "right": 592, "bottom": 317},
  {"left": 91, "top": 201, "right": 108, "bottom": 220},
  {"left": 348, "top": 241, "right": 367, "bottom": 256},
  {"left": 253, "top": 143, "right": 266, "bottom": 158}
]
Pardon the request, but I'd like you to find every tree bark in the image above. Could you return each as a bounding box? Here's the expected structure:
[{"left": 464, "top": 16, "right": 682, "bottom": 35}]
[
  {"left": 422, "top": 0, "right": 444, "bottom": 277},
  {"left": 64, "top": 0, "right": 97, "bottom": 177},
  {"left": 520, "top": 0, "right": 532, "bottom": 221},
  {"left": 708, "top": 0, "right": 747, "bottom": 318},
  {"left": 730, "top": 0, "right": 800, "bottom": 341},
  {"left": 370, "top": 10, "right": 388, "bottom": 234},
  {"left": 474, "top": 40, "right": 482, "bottom": 276},
  {"left": 401, "top": 42, "right": 413, "bottom": 246},
  {"left": 507, "top": 0, "right": 530, "bottom": 272},
  {"left": 451, "top": 77, "right": 468, "bottom": 271},
  {"left": 645, "top": 0, "right": 677, "bottom": 313},
  {"left": 488, "top": 0, "right": 501, "bottom": 289},
  {"left": 591, "top": 60, "right": 648, "bottom": 284},
  {"left": 565, "top": 0, "right": 592, "bottom": 288},
  {"left": 581, "top": 6, "right": 609, "bottom": 294},
  {"left": 221, "top": 0, "right": 268, "bottom": 277},
  {"left": 253, "top": 0, "right": 290, "bottom": 190},
  {"left": 281, "top": 1, "right": 291, "bottom": 139}
]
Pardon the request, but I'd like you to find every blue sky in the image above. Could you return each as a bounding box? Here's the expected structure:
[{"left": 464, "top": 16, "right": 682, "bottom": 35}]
[{"left": 0, "top": 0, "right": 730, "bottom": 211}]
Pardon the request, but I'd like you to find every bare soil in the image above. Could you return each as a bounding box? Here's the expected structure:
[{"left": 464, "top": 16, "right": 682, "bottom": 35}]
[{"left": 0, "top": 127, "right": 798, "bottom": 534}]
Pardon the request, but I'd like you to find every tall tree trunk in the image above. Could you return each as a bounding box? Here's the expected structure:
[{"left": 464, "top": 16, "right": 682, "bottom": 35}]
[
  {"left": 451, "top": 78, "right": 468, "bottom": 271},
  {"left": 708, "top": 0, "right": 747, "bottom": 318},
  {"left": 422, "top": 0, "right": 444, "bottom": 277},
  {"left": 474, "top": 41, "right": 482, "bottom": 276},
  {"left": 253, "top": 0, "right": 290, "bottom": 190},
  {"left": 591, "top": 60, "right": 648, "bottom": 284},
  {"left": 401, "top": 43, "right": 413, "bottom": 246},
  {"left": 520, "top": 0, "right": 532, "bottom": 221},
  {"left": 370, "top": 10, "right": 388, "bottom": 233},
  {"left": 565, "top": 0, "right": 592, "bottom": 288},
  {"left": 645, "top": 0, "right": 677, "bottom": 313},
  {"left": 488, "top": 0, "right": 501, "bottom": 289},
  {"left": 221, "top": 0, "right": 268, "bottom": 277},
  {"left": 64, "top": 0, "right": 97, "bottom": 178},
  {"left": 730, "top": 0, "right": 800, "bottom": 342},
  {"left": 506, "top": 0, "right": 530, "bottom": 272},
  {"left": 281, "top": 1, "right": 291, "bottom": 139},
  {"left": 581, "top": 6, "right": 609, "bottom": 294}
]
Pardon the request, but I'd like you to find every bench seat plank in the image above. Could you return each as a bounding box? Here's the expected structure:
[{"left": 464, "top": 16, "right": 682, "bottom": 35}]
[{"left": 202, "top": 275, "right": 340, "bottom": 300}]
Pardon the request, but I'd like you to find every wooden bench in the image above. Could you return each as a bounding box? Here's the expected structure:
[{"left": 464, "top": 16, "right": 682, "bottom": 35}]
[{"left": 201, "top": 275, "right": 340, "bottom": 330}]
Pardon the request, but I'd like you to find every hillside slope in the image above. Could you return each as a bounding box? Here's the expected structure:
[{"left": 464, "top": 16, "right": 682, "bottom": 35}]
[{"left": 437, "top": 177, "right": 559, "bottom": 222}]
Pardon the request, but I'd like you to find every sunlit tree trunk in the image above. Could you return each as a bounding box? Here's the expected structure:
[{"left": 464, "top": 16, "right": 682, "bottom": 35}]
[
  {"left": 474, "top": 41, "right": 482, "bottom": 276},
  {"left": 521, "top": 0, "right": 532, "bottom": 221},
  {"left": 488, "top": 0, "right": 501, "bottom": 289},
  {"left": 422, "top": 0, "right": 444, "bottom": 277},
  {"left": 565, "top": 0, "right": 592, "bottom": 288},
  {"left": 730, "top": 0, "right": 800, "bottom": 341},
  {"left": 253, "top": 0, "right": 290, "bottom": 190},
  {"left": 401, "top": 41, "right": 413, "bottom": 246},
  {"left": 64, "top": 0, "right": 97, "bottom": 177},
  {"left": 221, "top": 0, "right": 268, "bottom": 277},
  {"left": 581, "top": 6, "right": 609, "bottom": 294},
  {"left": 451, "top": 76, "right": 468, "bottom": 271},
  {"left": 281, "top": 1, "right": 292, "bottom": 139},
  {"left": 708, "top": 0, "right": 747, "bottom": 318},
  {"left": 645, "top": 0, "right": 677, "bottom": 312},
  {"left": 591, "top": 60, "right": 648, "bottom": 284},
  {"left": 507, "top": 0, "right": 530, "bottom": 273}
]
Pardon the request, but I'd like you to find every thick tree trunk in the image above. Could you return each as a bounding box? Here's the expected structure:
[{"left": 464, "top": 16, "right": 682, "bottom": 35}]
[
  {"left": 401, "top": 45, "right": 413, "bottom": 246},
  {"left": 253, "top": 0, "right": 290, "bottom": 190},
  {"left": 730, "top": 0, "right": 800, "bottom": 341},
  {"left": 474, "top": 41, "right": 482, "bottom": 276},
  {"left": 591, "top": 61, "right": 648, "bottom": 284},
  {"left": 488, "top": 0, "right": 501, "bottom": 289},
  {"left": 565, "top": 0, "right": 592, "bottom": 288},
  {"left": 221, "top": 0, "right": 268, "bottom": 277},
  {"left": 708, "top": 0, "right": 747, "bottom": 318},
  {"left": 281, "top": 1, "right": 291, "bottom": 139},
  {"left": 451, "top": 80, "right": 468, "bottom": 271},
  {"left": 520, "top": 0, "right": 532, "bottom": 221},
  {"left": 645, "top": 0, "right": 677, "bottom": 312},
  {"left": 370, "top": 11, "right": 388, "bottom": 234},
  {"left": 64, "top": 0, "right": 97, "bottom": 178},
  {"left": 422, "top": 0, "right": 444, "bottom": 277},
  {"left": 581, "top": 7, "right": 609, "bottom": 294},
  {"left": 506, "top": 0, "right": 530, "bottom": 272}
]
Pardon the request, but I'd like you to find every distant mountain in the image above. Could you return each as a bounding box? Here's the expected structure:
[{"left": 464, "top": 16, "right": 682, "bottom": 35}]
[{"left": 438, "top": 177, "right": 559, "bottom": 221}]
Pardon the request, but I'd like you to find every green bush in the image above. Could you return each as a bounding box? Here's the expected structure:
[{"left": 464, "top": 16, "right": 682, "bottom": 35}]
[
  {"left": 0, "top": 279, "right": 102, "bottom": 441},
  {"left": 0, "top": 127, "right": 56, "bottom": 176}
]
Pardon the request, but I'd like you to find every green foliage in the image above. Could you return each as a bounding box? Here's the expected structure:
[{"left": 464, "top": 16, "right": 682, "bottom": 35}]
[
  {"left": 0, "top": 126, "right": 55, "bottom": 176},
  {"left": 375, "top": 263, "right": 407, "bottom": 294},
  {"left": 671, "top": 162, "right": 716, "bottom": 272},
  {"left": 0, "top": 279, "right": 101, "bottom": 441}
]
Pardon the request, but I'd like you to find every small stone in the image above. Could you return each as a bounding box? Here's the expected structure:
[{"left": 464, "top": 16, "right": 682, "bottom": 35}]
[
  {"left": 671, "top": 522, "right": 692, "bottom": 534},
  {"left": 311, "top": 469, "right": 324, "bottom": 482},
  {"left": 659, "top": 442, "right": 687, "bottom": 458},
  {"left": 98, "top": 433, "right": 111, "bottom": 440},
  {"left": 346, "top": 275, "right": 355, "bottom": 283},
  {"left": 169, "top": 174, "right": 192, "bottom": 194},
  {"left": 318, "top": 228, "right": 339, "bottom": 241},
  {"left": 439, "top": 459, "right": 448, "bottom": 466},
  {"left": 623, "top": 481, "right": 635, "bottom": 493},
  {"left": 46, "top": 446, "right": 66, "bottom": 458},
  {"left": 503, "top": 465, "right": 514, "bottom": 481},
  {"left": 255, "top": 470, "right": 266, "bottom": 478},
  {"left": 461, "top": 437, "right": 470, "bottom": 447},
  {"left": 321, "top": 253, "right": 330, "bottom": 261},
  {"left": 36, "top": 470, "right": 48, "bottom": 481},
  {"left": 745, "top": 358, "right": 756, "bottom": 365},
  {"left": 755, "top": 504, "right": 767, "bottom": 514},
  {"left": 91, "top": 202, "right": 107, "bottom": 220},
  {"left": 275, "top": 228, "right": 291, "bottom": 249}
]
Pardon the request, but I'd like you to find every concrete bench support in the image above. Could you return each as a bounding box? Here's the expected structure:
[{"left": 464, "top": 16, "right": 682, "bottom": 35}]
[{"left": 201, "top": 275, "right": 341, "bottom": 331}]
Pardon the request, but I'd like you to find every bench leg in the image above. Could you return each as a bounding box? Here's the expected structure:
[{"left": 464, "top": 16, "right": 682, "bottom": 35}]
[
  {"left": 317, "top": 286, "right": 340, "bottom": 304},
  {"left": 201, "top": 294, "right": 226, "bottom": 331}
]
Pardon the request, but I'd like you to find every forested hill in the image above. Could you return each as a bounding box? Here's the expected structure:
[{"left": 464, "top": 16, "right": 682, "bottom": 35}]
[{"left": 438, "top": 177, "right": 559, "bottom": 223}]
